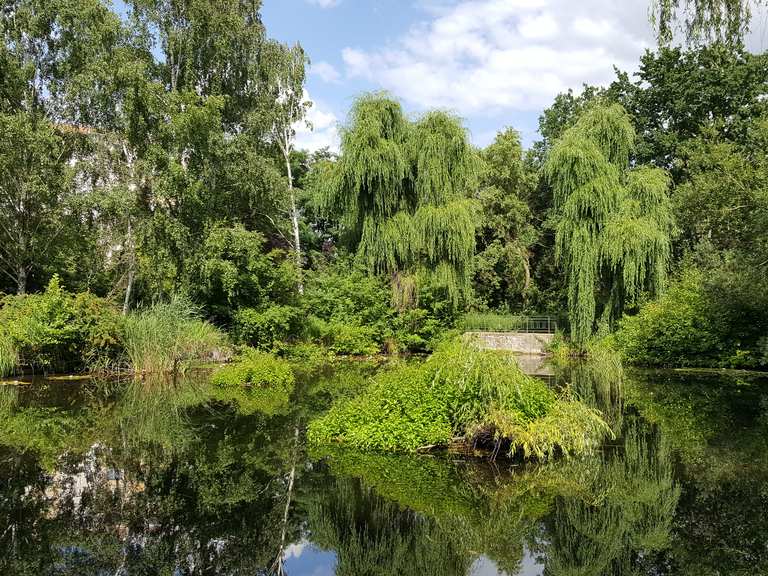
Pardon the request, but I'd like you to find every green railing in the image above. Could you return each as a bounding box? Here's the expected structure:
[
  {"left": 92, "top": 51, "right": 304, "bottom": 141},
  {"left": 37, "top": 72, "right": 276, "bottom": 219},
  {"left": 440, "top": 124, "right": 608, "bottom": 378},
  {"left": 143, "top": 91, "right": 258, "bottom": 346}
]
[{"left": 462, "top": 313, "right": 557, "bottom": 334}]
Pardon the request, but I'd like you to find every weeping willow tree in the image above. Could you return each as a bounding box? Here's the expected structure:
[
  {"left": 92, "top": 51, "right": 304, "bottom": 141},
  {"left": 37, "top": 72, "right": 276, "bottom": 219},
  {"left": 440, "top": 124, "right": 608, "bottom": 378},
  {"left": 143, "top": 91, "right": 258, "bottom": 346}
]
[
  {"left": 651, "top": 0, "right": 765, "bottom": 46},
  {"left": 321, "top": 94, "right": 478, "bottom": 307},
  {"left": 545, "top": 104, "right": 673, "bottom": 348}
]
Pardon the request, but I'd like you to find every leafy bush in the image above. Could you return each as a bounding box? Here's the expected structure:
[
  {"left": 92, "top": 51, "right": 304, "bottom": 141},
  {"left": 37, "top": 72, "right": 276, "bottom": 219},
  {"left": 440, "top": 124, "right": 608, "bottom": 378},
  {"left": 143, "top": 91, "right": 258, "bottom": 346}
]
[
  {"left": 210, "top": 349, "right": 295, "bottom": 415},
  {"left": 234, "top": 304, "right": 303, "bottom": 350},
  {"left": 615, "top": 269, "right": 727, "bottom": 367},
  {"left": 309, "top": 338, "right": 610, "bottom": 459},
  {"left": 309, "top": 318, "right": 380, "bottom": 356},
  {"left": 123, "top": 297, "right": 225, "bottom": 374},
  {"left": 301, "top": 260, "right": 451, "bottom": 354},
  {"left": 0, "top": 276, "right": 123, "bottom": 374}
]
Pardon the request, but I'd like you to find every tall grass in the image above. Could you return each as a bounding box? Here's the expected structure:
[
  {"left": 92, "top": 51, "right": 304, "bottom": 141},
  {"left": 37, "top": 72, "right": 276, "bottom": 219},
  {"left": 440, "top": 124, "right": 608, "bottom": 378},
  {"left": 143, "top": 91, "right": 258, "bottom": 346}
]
[
  {"left": 0, "top": 333, "right": 18, "bottom": 377},
  {"left": 123, "top": 297, "right": 226, "bottom": 375}
]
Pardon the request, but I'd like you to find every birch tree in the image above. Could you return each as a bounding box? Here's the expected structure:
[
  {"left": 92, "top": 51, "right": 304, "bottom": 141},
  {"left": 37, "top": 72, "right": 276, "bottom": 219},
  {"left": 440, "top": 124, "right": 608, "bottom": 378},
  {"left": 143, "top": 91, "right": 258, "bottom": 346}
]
[{"left": 264, "top": 42, "right": 310, "bottom": 294}]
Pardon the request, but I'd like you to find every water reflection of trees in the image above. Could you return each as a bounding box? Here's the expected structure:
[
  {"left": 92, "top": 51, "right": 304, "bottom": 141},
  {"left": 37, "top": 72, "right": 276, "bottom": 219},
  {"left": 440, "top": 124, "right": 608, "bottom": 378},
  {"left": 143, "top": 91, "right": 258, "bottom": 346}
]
[
  {"left": 542, "top": 418, "right": 680, "bottom": 576},
  {"left": 0, "top": 375, "right": 304, "bottom": 574},
  {"left": 311, "top": 413, "right": 680, "bottom": 576}
]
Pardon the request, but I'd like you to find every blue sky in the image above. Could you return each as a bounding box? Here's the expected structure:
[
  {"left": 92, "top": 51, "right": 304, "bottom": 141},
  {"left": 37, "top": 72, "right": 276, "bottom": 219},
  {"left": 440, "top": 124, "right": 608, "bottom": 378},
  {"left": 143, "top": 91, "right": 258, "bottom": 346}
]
[
  {"left": 261, "top": 0, "right": 768, "bottom": 151},
  {"left": 116, "top": 0, "right": 768, "bottom": 152},
  {"left": 261, "top": 0, "right": 664, "bottom": 151}
]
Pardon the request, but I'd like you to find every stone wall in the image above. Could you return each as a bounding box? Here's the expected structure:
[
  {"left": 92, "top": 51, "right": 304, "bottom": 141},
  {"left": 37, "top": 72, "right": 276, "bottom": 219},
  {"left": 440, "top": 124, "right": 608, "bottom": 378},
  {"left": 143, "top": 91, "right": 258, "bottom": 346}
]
[{"left": 464, "top": 331, "right": 554, "bottom": 355}]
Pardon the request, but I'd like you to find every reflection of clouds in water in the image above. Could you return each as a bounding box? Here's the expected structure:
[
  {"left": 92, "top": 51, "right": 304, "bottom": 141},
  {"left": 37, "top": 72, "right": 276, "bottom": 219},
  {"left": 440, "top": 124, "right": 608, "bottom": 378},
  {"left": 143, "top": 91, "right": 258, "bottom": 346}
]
[
  {"left": 470, "top": 545, "right": 544, "bottom": 576},
  {"left": 284, "top": 539, "right": 337, "bottom": 576}
]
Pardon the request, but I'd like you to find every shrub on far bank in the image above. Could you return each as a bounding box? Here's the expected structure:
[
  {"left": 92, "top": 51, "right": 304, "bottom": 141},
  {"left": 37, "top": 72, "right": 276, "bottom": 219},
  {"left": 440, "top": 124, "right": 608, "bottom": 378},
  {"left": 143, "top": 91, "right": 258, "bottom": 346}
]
[
  {"left": 0, "top": 276, "right": 123, "bottom": 375},
  {"left": 309, "top": 339, "right": 610, "bottom": 459},
  {"left": 300, "top": 260, "right": 456, "bottom": 355},
  {"left": 233, "top": 304, "right": 303, "bottom": 351},
  {"left": 210, "top": 349, "right": 295, "bottom": 415},
  {"left": 123, "top": 297, "right": 225, "bottom": 374}
]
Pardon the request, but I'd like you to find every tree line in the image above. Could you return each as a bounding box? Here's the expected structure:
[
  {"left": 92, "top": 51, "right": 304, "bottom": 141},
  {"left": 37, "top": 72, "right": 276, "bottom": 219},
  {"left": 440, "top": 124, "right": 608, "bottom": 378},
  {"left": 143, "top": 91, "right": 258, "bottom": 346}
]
[{"left": 1, "top": 0, "right": 766, "bottom": 368}]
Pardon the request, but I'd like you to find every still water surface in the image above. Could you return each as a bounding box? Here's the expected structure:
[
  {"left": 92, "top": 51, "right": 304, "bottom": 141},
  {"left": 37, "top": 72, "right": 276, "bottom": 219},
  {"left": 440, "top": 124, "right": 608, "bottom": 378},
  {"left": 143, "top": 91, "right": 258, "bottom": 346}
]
[{"left": 0, "top": 363, "right": 766, "bottom": 575}]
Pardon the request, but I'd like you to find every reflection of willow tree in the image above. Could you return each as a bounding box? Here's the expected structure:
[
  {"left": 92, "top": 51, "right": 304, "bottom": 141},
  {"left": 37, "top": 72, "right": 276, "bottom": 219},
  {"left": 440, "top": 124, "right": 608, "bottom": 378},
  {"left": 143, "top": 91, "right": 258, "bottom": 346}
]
[
  {"left": 308, "top": 474, "right": 471, "bottom": 576},
  {"left": 559, "top": 350, "right": 624, "bottom": 434},
  {"left": 543, "top": 418, "right": 680, "bottom": 576},
  {"left": 308, "top": 449, "right": 583, "bottom": 575}
]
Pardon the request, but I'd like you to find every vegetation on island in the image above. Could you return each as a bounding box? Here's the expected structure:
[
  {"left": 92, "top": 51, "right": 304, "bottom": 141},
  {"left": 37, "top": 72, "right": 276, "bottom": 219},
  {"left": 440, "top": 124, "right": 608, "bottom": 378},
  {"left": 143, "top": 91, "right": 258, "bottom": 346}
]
[{"left": 309, "top": 339, "right": 611, "bottom": 459}]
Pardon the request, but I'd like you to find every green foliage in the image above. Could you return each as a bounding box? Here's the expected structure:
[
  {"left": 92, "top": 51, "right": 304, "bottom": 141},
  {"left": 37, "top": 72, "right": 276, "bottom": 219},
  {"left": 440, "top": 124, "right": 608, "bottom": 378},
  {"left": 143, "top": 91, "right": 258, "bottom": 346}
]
[
  {"left": 616, "top": 269, "right": 720, "bottom": 366},
  {"left": 309, "top": 319, "right": 380, "bottom": 356},
  {"left": 319, "top": 94, "right": 478, "bottom": 308},
  {"left": 192, "top": 224, "right": 299, "bottom": 323},
  {"left": 210, "top": 349, "right": 295, "bottom": 415},
  {"left": 123, "top": 297, "right": 225, "bottom": 374},
  {"left": 0, "top": 276, "right": 123, "bottom": 373},
  {"left": 611, "top": 44, "right": 768, "bottom": 171},
  {"left": 234, "top": 304, "right": 302, "bottom": 351},
  {"left": 309, "top": 339, "right": 610, "bottom": 459},
  {"left": 301, "top": 260, "right": 449, "bottom": 354},
  {"left": 615, "top": 264, "right": 768, "bottom": 368},
  {"left": 473, "top": 128, "right": 539, "bottom": 309},
  {"left": 0, "top": 333, "right": 18, "bottom": 378},
  {"left": 650, "top": 0, "right": 762, "bottom": 46},
  {"left": 545, "top": 103, "right": 673, "bottom": 348}
]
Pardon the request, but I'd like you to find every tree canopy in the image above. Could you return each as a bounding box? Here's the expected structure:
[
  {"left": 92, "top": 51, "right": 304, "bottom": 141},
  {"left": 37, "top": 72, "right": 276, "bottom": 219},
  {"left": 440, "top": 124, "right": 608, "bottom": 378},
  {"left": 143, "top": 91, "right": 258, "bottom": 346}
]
[
  {"left": 320, "top": 94, "right": 479, "bottom": 308},
  {"left": 545, "top": 104, "right": 674, "bottom": 347}
]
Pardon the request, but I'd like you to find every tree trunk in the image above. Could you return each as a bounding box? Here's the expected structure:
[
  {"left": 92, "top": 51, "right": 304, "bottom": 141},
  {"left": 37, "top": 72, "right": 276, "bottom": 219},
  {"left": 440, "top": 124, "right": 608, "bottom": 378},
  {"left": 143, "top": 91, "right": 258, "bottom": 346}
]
[
  {"left": 16, "top": 265, "right": 26, "bottom": 295},
  {"left": 284, "top": 150, "right": 303, "bottom": 295},
  {"left": 274, "top": 426, "right": 299, "bottom": 576}
]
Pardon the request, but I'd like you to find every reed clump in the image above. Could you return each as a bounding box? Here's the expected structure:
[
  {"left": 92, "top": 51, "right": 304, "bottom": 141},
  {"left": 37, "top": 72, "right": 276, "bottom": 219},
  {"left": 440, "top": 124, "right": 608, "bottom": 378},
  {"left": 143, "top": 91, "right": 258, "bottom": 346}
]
[
  {"left": 123, "top": 297, "right": 225, "bottom": 375},
  {"left": 0, "top": 334, "right": 17, "bottom": 378}
]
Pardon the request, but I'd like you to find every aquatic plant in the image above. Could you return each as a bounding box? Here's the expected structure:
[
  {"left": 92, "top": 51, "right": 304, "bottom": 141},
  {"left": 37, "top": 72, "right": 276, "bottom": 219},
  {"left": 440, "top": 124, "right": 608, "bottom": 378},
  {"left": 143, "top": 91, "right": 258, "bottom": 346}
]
[
  {"left": 0, "top": 333, "right": 17, "bottom": 377},
  {"left": 309, "top": 338, "right": 611, "bottom": 459},
  {"left": 123, "top": 297, "right": 225, "bottom": 374},
  {"left": 210, "top": 349, "right": 295, "bottom": 415}
]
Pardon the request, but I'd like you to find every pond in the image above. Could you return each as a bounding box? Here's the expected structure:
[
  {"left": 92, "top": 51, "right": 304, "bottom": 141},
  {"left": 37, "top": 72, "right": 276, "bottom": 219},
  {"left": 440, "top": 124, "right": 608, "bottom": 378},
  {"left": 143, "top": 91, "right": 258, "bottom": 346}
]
[{"left": 0, "top": 362, "right": 766, "bottom": 575}]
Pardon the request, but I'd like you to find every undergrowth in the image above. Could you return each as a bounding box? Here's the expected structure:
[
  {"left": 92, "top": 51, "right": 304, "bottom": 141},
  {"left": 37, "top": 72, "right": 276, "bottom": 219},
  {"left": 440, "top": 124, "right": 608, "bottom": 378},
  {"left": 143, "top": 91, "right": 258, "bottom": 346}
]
[
  {"left": 210, "top": 349, "right": 295, "bottom": 415},
  {"left": 308, "top": 338, "right": 611, "bottom": 460}
]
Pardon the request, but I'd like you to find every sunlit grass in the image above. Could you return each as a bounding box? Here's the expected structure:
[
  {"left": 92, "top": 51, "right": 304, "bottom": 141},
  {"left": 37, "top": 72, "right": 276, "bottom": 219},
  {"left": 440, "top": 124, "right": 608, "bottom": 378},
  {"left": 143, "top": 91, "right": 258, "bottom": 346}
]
[{"left": 123, "top": 297, "right": 226, "bottom": 375}]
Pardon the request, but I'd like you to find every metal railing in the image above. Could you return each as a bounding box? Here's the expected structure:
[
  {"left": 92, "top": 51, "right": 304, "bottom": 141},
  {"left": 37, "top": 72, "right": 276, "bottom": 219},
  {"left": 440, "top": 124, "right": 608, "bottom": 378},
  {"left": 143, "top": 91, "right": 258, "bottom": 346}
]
[{"left": 462, "top": 313, "right": 558, "bottom": 334}]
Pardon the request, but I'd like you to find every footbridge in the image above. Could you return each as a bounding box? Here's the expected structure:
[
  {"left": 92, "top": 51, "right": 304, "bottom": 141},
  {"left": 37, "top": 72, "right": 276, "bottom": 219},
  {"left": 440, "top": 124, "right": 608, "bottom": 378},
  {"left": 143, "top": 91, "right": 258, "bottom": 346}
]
[{"left": 462, "top": 315, "right": 558, "bottom": 356}]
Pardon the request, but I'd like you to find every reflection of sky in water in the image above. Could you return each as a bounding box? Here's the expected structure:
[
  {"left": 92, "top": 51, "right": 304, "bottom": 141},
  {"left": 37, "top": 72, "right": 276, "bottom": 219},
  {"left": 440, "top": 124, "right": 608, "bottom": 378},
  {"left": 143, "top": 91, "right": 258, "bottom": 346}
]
[
  {"left": 470, "top": 545, "right": 544, "bottom": 576},
  {"left": 283, "top": 540, "right": 544, "bottom": 576},
  {"left": 284, "top": 540, "right": 337, "bottom": 576}
]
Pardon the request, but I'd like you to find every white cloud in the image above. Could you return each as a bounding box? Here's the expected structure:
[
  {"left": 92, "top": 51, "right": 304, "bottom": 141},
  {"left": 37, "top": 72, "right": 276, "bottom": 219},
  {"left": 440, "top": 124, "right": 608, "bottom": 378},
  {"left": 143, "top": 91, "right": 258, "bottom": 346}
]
[
  {"left": 294, "top": 91, "right": 340, "bottom": 152},
  {"left": 341, "top": 0, "right": 654, "bottom": 115},
  {"left": 306, "top": 0, "right": 341, "bottom": 7},
  {"left": 311, "top": 60, "right": 341, "bottom": 83}
]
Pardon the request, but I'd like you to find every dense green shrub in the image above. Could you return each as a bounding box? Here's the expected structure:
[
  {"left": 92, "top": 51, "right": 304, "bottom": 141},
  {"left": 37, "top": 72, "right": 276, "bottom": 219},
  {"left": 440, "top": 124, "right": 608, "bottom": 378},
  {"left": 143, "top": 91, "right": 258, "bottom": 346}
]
[
  {"left": 309, "top": 339, "right": 609, "bottom": 459},
  {"left": 616, "top": 270, "right": 732, "bottom": 367},
  {"left": 0, "top": 276, "right": 123, "bottom": 374},
  {"left": 123, "top": 297, "right": 225, "bottom": 374},
  {"left": 301, "top": 260, "right": 453, "bottom": 354},
  {"left": 309, "top": 318, "right": 380, "bottom": 356},
  {"left": 210, "top": 349, "right": 295, "bottom": 415},
  {"left": 233, "top": 304, "right": 303, "bottom": 350}
]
